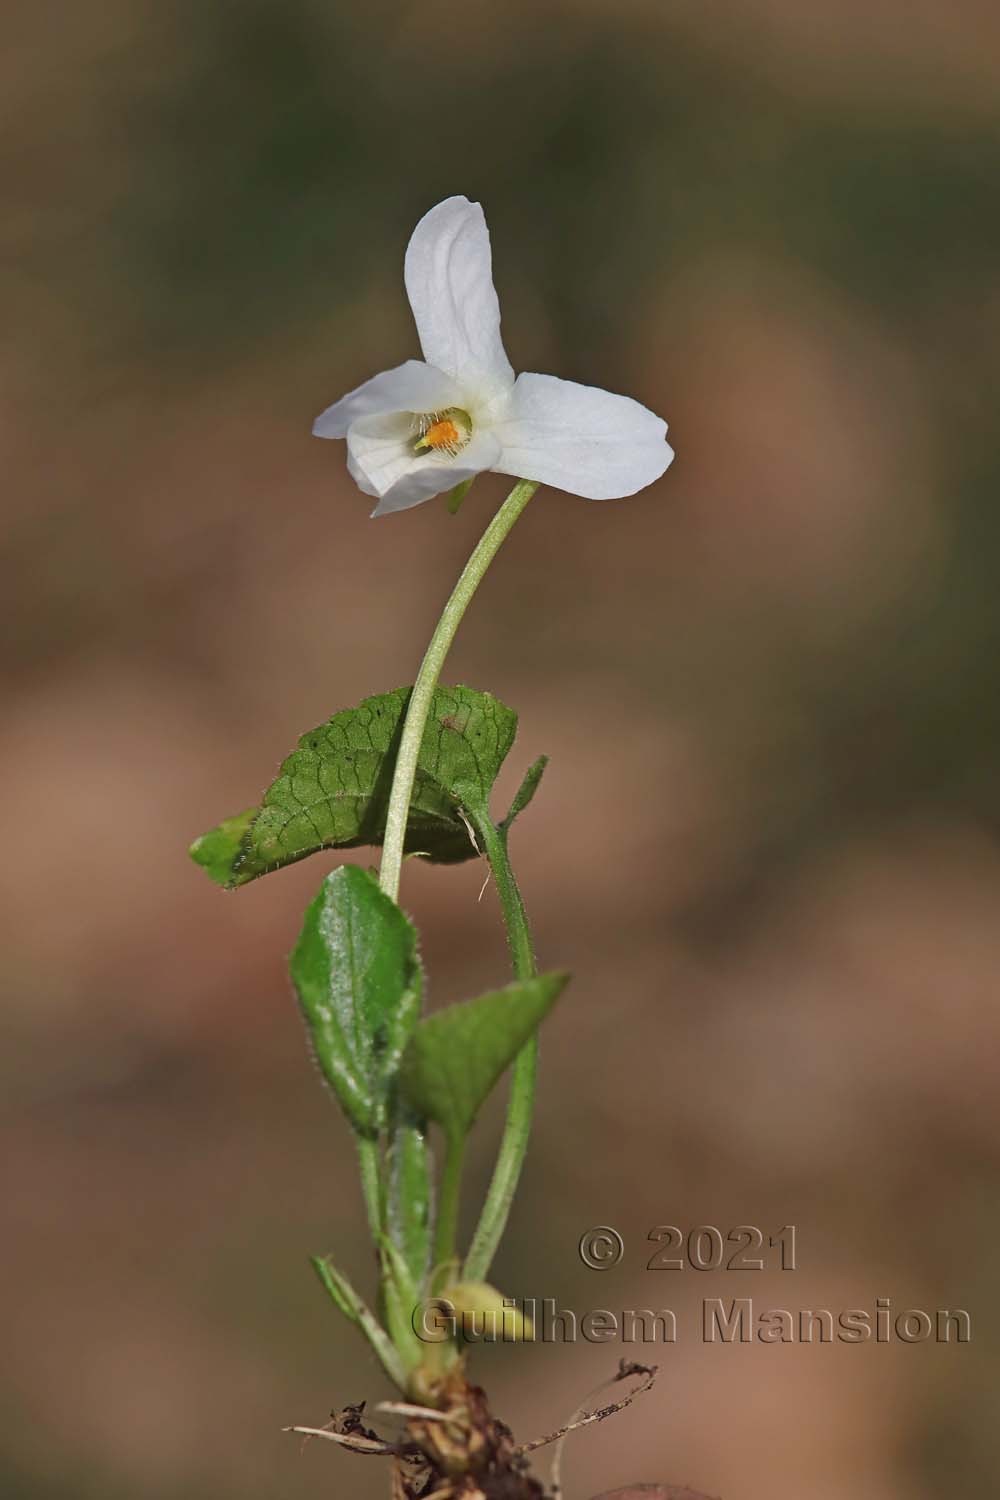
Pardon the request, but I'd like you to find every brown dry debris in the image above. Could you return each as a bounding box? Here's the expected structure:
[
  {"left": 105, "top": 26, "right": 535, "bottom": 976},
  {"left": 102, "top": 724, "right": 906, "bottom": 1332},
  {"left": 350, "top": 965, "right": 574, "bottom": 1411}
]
[{"left": 287, "top": 1363, "right": 717, "bottom": 1500}]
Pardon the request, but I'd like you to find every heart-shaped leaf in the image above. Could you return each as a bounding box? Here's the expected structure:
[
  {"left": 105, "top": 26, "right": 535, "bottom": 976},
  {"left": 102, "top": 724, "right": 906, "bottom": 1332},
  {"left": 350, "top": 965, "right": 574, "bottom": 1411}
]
[
  {"left": 399, "top": 972, "right": 569, "bottom": 1142},
  {"left": 190, "top": 685, "right": 518, "bottom": 888},
  {"left": 290, "top": 865, "right": 421, "bottom": 1136}
]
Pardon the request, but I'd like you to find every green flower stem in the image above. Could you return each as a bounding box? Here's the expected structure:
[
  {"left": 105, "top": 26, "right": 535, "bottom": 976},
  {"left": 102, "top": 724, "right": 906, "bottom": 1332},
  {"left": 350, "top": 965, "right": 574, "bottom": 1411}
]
[
  {"left": 432, "top": 1134, "right": 467, "bottom": 1290},
  {"left": 378, "top": 478, "right": 539, "bottom": 904},
  {"left": 462, "top": 816, "right": 538, "bottom": 1283},
  {"left": 376, "top": 477, "right": 542, "bottom": 1306}
]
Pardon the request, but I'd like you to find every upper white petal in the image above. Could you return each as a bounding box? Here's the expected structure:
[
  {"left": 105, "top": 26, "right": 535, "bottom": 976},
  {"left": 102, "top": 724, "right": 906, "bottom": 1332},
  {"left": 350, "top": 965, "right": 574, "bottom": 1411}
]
[
  {"left": 313, "top": 360, "right": 462, "bottom": 439},
  {"left": 404, "top": 196, "right": 515, "bottom": 403},
  {"left": 346, "top": 412, "right": 500, "bottom": 517},
  {"left": 491, "top": 372, "right": 673, "bottom": 499}
]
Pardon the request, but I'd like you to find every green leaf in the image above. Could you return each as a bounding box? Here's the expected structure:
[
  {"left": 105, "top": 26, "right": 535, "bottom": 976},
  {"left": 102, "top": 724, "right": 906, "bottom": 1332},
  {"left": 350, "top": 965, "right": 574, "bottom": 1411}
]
[
  {"left": 190, "top": 684, "right": 518, "bottom": 888},
  {"left": 387, "top": 1118, "right": 434, "bottom": 1293},
  {"left": 501, "top": 755, "right": 549, "bottom": 831},
  {"left": 310, "top": 1254, "right": 409, "bottom": 1389},
  {"left": 400, "top": 972, "right": 569, "bottom": 1142},
  {"left": 290, "top": 865, "right": 421, "bottom": 1136},
  {"left": 310, "top": 1253, "right": 359, "bottom": 1324},
  {"left": 189, "top": 808, "right": 256, "bottom": 884}
]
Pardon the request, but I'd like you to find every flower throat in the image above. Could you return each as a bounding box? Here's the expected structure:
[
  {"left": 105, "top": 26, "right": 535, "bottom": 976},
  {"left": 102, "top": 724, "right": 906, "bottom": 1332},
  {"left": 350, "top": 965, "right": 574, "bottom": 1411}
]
[{"left": 413, "top": 408, "right": 473, "bottom": 458}]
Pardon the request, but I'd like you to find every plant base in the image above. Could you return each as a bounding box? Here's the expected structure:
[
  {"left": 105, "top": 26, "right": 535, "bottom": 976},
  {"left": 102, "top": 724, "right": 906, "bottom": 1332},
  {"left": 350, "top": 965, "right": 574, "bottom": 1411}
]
[{"left": 396, "top": 1369, "right": 546, "bottom": 1500}]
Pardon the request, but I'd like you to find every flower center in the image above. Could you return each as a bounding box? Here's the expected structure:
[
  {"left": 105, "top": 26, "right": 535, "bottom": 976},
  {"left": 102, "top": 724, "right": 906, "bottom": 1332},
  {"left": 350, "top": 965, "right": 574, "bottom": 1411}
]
[
  {"left": 425, "top": 418, "right": 460, "bottom": 449},
  {"left": 412, "top": 407, "right": 472, "bottom": 459}
]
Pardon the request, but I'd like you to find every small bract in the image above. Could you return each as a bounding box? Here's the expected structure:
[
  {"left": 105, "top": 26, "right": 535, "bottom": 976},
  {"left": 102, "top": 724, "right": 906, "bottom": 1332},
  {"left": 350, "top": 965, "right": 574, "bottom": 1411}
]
[{"left": 313, "top": 196, "right": 674, "bottom": 516}]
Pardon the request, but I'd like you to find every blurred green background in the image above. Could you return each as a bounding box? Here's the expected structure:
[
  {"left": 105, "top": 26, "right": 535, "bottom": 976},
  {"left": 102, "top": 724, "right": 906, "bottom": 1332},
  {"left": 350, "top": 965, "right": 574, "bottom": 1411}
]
[{"left": 3, "top": 2, "right": 999, "bottom": 1497}]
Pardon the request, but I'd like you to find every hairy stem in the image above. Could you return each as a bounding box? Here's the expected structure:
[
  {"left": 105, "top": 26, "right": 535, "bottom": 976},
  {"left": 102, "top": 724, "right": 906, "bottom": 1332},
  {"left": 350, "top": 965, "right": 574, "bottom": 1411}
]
[
  {"left": 378, "top": 479, "right": 539, "bottom": 904},
  {"left": 476, "top": 817, "right": 536, "bottom": 980},
  {"left": 462, "top": 817, "right": 538, "bottom": 1283},
  {"left": 356, "top": 1134, "right": 383, "bottom": 1242}
]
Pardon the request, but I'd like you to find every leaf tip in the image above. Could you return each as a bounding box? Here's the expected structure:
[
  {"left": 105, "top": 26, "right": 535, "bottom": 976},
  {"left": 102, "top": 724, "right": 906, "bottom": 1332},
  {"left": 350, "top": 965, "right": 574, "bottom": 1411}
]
[{"left": 188, "top": 807, "right": 257, "bottom": 888}]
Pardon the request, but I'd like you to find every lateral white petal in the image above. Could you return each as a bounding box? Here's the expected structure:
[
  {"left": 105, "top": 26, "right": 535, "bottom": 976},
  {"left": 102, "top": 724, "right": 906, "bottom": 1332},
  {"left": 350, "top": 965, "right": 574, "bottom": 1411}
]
[
  {"left": 347, "top": 414, "right": 500, "bottom": 517},
  {"left": 492, "top": 372, "right": 673, "bottom": 499},
  {"left": 313, "top": 360, "right": 462, "bottom": 439},
  {"left": 404, "top": 196, "right": 514, "bottom": 401}
]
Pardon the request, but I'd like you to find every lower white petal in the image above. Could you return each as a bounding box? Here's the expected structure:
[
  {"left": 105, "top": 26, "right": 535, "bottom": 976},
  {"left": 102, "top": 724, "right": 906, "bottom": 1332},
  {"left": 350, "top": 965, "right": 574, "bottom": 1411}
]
[
  {"left": 491, "top": 372, "right": 673, "bottom": 499},
  {"left": 347, "top": 414, "right": 500, "bottom": 517},
  {"left": 313, "top": 360, "right": 462, "bottom": 439}
]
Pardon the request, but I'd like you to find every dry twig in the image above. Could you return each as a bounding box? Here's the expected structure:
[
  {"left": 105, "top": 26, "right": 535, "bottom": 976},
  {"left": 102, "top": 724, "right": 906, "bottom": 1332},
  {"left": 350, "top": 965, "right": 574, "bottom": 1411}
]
[
  {"left": 282, "top": 1423, "right": 398, "bottom": 1457},
  {"left": 516, "top": 1360, "right": 658, "bottom": 1498}
]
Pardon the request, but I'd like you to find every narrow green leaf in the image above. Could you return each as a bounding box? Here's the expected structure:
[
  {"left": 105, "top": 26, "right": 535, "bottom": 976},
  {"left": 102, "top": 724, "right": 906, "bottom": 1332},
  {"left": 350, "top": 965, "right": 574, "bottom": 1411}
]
[
  {"left": 387, "top": 1118, "right": 434, "bottom": 1293},
  {"left": 291, "top": 865, "right": 421, "bottom": 1136},
  {"left": 310, "top": 1254, "right": 409, "bottom": 1389},
  {"left": 190, "top": 684, "right": 518, "bottom": 888},
  {"left": 400, "top": 972, "right": 569, "bottom": 1142},
  {"left": 501, "top": 755, "right": 549, "bottom": 832},
  {"left": 310, "top": 1253, "right": 359, "bottom": 1324}
]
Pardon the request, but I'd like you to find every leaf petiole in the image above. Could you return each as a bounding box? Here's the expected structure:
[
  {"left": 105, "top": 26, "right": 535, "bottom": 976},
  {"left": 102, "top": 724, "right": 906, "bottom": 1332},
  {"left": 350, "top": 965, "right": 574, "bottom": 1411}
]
[{"left": 431, "top": 1134, "right": 467, "bottom": 1292}]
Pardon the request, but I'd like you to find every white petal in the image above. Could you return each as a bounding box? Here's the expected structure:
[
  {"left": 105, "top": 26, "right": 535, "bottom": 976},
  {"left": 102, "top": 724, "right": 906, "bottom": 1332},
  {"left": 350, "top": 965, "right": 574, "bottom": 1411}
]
[
  {"left": 373, "top": 434, "right": 500, "bottom": 516},
  {"left": 404, "top": 197, "right": 514, "bottom": 402},
  {"left": 313, "top": 360, "right": 461, "bottom": 439},
  {"left": 346, "top": 413, "right": 500, "bottom": 517},
  {"left": 492, "top": 372, "right": 674, "bottom": 499}
]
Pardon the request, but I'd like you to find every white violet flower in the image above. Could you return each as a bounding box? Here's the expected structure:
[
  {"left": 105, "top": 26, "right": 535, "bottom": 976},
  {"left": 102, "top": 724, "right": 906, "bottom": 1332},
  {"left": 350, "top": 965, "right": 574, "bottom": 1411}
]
[{"left": 313, "top": 196, "right": 674, "bottom": 516}]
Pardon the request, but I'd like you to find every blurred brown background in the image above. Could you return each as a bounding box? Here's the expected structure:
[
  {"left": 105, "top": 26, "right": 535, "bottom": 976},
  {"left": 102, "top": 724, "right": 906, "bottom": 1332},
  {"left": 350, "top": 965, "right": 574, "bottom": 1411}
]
[{"left": 3, "top": 2, "right": 999, "bottom": 1496}]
